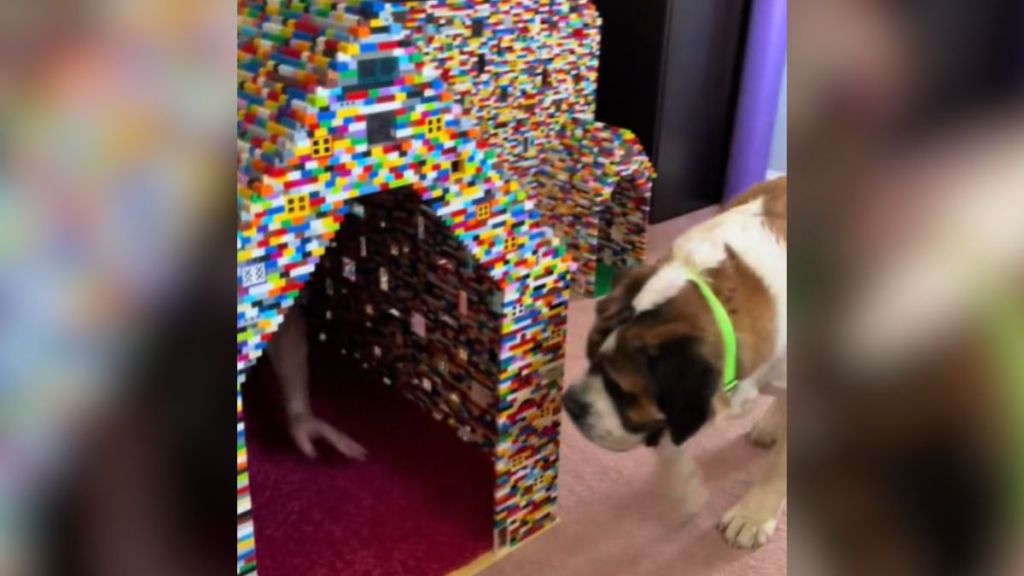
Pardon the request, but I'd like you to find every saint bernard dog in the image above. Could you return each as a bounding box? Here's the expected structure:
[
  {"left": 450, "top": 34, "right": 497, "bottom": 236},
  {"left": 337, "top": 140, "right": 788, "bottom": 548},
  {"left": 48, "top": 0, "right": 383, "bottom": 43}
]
[{"left": 562, "top": 177, "right": 787, "bottom": 549}]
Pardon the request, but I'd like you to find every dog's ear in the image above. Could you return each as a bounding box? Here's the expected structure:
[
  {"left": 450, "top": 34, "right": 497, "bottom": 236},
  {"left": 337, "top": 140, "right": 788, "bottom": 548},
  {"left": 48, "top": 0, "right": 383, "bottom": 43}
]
[
  {"left": 644, "top": 336, "right": 717, "bottom": 445},
  {"left": 587, "top": 303, "right": 633, "bottom": 361},
  {"left": 596, "top": 264, "right": 657, "bottom": 321},
  {"left": 588, "top": 265, "right": 659, "bottom": 360}
]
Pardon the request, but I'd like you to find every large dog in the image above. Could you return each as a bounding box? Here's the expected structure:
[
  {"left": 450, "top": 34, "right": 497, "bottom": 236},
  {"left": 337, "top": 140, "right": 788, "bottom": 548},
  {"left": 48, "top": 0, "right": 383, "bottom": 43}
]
[{"left": 562, "top": 177, "right": 787, "bottom": 549}]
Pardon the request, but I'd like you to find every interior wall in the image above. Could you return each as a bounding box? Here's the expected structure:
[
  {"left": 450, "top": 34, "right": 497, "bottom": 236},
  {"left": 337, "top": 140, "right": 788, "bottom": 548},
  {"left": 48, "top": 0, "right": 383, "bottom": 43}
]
[
  {"left": 307, "top": 188, "right": 501, "bottom": 448},
  {"left": 598, "top": 178, "right": 649, "bottom": 271},
  {"left": 768, "top": 63, "right": 787, "bottom": 178}
]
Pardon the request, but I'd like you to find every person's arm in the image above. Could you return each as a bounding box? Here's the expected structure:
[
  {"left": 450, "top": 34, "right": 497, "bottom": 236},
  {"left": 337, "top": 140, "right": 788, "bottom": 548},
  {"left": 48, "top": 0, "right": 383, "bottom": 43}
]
[{"left": 267, "top": 306, "right": 366, "bottom": 460}]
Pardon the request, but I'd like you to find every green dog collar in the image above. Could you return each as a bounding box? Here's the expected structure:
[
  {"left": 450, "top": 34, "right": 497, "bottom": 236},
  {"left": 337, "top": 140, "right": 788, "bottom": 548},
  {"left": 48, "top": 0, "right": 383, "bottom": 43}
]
[{"left": 690, "top": 273, "right": 739, "bottom": 393}]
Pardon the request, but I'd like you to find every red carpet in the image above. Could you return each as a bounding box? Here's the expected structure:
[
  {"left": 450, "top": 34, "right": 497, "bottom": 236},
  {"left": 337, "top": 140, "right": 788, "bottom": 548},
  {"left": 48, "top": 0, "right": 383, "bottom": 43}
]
[{"left": 243, "top": 357, "right": 495, "bottom": 576}]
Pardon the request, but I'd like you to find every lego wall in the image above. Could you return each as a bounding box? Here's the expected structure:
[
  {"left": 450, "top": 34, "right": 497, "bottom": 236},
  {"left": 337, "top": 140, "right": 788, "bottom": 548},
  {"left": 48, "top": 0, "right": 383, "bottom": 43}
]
[
  {"left": 237, "top": 0, "right": 519, "bottom": 394},
  {"left": 493, "top": 251, "right": 567, "bottom": 547},
  {"left": 412, "top": 0, "right": 601, "bottom": 182}
]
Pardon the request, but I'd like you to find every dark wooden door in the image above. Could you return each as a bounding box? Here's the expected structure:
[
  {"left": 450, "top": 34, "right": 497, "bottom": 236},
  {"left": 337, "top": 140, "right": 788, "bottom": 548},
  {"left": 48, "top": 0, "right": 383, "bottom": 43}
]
[{"left": 593, "top": 0, "right": 750, "bottom": 223}]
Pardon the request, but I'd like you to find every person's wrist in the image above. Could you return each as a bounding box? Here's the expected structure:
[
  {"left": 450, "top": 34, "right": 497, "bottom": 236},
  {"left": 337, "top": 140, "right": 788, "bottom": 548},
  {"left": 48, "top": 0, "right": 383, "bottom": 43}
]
[{"left": 286, "top": 402, "right": 311, "bottom": 421}]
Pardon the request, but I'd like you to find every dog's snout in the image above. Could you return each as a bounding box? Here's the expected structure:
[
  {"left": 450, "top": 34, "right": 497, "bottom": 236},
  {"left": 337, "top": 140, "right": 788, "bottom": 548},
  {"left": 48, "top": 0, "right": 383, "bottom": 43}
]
[{"left": 561, "top": 389, "right": 589, "bottom": 422}]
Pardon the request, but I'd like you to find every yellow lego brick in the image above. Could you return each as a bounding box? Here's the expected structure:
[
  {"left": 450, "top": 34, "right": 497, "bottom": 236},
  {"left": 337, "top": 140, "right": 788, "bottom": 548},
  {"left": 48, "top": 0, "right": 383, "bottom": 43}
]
[{"left": 335, "top": 107, "right": 359, "bottom": 120}]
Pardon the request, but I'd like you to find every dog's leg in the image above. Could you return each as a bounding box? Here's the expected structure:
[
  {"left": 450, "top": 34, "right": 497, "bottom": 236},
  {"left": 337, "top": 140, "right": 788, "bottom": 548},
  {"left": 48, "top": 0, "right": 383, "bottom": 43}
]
[
  {"left": 653, "top": 436, "right": 708, "bottom": 517},
  {"left": 748, "top": 395, "right": 786, "bottom": 448},
  {"left": 717, "top": 354, "right": 787, "bottom": 421},
  {"left": 720, "top": 430, "right": 787, "bottom": 548},
  {"left": 748, "top": 353, "right": 787, "bottom": 447}
]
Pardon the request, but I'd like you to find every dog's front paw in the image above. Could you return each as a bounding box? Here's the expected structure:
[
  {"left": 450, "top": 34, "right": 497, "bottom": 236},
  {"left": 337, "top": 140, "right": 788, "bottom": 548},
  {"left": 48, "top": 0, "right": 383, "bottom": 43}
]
[
  {"left": 747, "top": 399, "right": 785, "bottom": 449},
  {"left": 747, "top": 419, "right": 779, "bottom": 448},
  {"left": 719, "top": 503, "right": 778, "bottom": 549}
]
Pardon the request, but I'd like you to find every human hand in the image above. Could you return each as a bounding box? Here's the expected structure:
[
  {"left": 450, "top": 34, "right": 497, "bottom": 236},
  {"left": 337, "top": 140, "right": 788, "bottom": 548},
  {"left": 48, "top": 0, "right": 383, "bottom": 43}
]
[{"left": 288, "top": 413, "right": 368, "bottom": 461}]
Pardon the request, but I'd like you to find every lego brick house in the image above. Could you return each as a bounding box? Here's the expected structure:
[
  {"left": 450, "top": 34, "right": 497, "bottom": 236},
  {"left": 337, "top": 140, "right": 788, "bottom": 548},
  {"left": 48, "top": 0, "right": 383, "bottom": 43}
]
[{"left": 236, "top": 1, "right": 653, "bottom": 574}]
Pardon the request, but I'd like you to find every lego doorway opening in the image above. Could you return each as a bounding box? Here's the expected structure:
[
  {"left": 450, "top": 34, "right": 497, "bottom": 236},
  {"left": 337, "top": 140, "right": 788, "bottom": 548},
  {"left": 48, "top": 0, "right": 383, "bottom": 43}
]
[
  {"left": 592, "top": 176, "right": 651, "bottom": 297},
  {"left": 243, "top": 188, "right": 502, "bottom": 576},
  {"left": 532, "top": 119, "right": 654, "bottom": 297}
]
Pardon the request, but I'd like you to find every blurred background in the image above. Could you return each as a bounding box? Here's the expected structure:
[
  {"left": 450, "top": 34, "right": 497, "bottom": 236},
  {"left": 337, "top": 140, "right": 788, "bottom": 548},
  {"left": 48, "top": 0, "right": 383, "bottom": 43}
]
[
  {"left": 790, "top": 0, "right": 1024, "bottom": 574},
  {"left": 0, "top": 0, "right": 1023, "bottom": 574},
  {"left": 1, "top": 0, "right": 235, "bottom": 573}
]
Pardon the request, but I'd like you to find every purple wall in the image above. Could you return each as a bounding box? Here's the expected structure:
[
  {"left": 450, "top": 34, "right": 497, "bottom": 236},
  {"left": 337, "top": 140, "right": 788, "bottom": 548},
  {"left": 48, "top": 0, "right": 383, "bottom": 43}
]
[{"left": 723, "top": 0, "right": 787, "bottom": 202}]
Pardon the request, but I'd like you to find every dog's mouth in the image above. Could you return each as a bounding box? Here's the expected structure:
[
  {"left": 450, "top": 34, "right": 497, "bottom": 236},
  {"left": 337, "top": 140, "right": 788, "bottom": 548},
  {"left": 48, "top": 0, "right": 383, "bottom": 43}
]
[
  {"left": 563, "top": 396, "right": 645, "bottom": 452},
  {"left": 589, "top": 432, "right": 643, "bottom": 452},
  {"left": 561, "top": 388, "right": 589, "bottom": 424}
]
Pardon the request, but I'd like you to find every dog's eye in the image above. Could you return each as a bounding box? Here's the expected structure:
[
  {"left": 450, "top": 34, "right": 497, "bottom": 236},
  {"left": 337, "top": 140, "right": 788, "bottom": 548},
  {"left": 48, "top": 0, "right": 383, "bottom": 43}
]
[
  {"left": 599, "top": 368, "right": 638, "bottom": 406},
  {"left": 587, "top": 330, "right": 613, "bottom": 360}
]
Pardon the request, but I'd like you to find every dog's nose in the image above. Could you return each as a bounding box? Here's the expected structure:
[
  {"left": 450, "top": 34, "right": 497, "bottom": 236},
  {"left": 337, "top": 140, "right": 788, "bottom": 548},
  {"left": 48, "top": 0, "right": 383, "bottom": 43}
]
[{"left": 561, "top": 389, "right": 589, "bottom": 422}]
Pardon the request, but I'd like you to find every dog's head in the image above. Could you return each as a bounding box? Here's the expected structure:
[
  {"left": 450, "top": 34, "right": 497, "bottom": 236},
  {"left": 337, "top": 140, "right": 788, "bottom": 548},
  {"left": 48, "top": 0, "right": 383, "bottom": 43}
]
[{"left": 563, "top": 266, "right": 721, "bottom": 451}]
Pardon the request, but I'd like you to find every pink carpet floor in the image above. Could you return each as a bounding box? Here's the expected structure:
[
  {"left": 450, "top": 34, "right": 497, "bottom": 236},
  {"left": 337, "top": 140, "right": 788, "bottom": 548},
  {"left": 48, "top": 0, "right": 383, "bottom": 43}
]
[{"left": 244, "top": 207, "right": 787, "bottom": 576}]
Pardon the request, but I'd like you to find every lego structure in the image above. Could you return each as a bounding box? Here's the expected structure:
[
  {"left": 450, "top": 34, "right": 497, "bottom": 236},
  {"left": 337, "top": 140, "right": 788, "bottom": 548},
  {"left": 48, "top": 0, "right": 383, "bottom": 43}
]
[
  {"left": 533, "top": 117, "right": 654, "bottom": 295},
  {"left": 236, "top": 1, "right": 652, "bottom": 574}
]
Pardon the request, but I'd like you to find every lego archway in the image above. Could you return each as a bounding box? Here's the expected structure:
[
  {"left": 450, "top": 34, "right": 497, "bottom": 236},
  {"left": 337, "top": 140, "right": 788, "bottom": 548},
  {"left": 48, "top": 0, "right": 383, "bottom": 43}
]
[
  {"left": 236, "top": 1, "right": 653, "bottom": 573},
  {"left": 532, "top": 118, "right": 655, "bottom": 296},
  {"left": 236, "top": 3, "right": 575, "bottom": 573}
]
